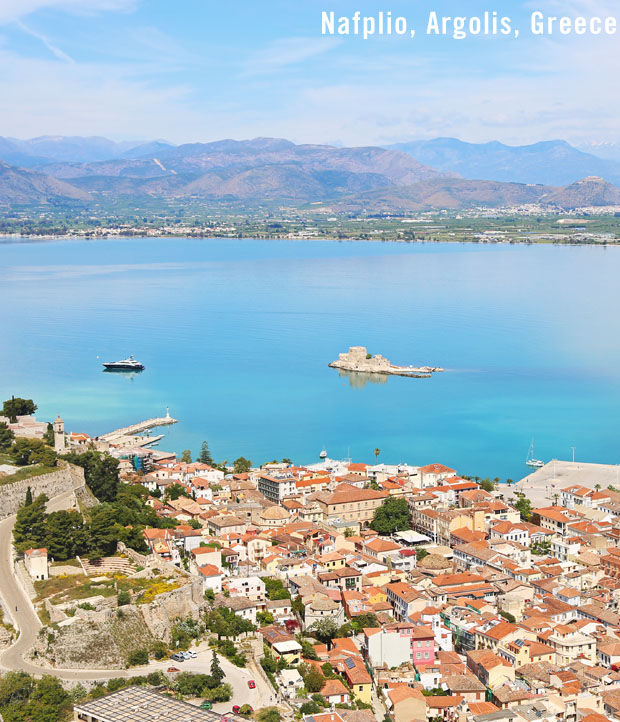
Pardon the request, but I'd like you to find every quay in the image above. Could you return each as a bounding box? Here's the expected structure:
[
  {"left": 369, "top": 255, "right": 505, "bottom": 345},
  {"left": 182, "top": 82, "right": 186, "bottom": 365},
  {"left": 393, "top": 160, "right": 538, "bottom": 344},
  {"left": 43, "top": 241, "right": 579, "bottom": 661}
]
[
  {"left": 101, "top": 409, "right": 178, "bottom": 442},
  {"left": 510, "top": 459, "right": 620, "bottom": 507}
]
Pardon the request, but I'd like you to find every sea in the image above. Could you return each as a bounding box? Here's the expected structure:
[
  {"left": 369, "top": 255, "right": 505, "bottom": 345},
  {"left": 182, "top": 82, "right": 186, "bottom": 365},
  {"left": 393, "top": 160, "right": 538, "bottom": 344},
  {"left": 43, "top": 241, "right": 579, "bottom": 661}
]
[{"left": 1, "top": 236, "right": 619, "bottom": 483}]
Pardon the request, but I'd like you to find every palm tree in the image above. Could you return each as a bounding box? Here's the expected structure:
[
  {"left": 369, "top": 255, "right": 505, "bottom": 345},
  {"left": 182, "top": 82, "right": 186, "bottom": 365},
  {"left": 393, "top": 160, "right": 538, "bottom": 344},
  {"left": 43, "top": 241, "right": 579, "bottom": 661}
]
[
  {"left": 506, "top": 479, "right": 514, "bottom": 487},
  {"left": 373, "top": 448, "right": 381, "bottom": 462},
  {"left": 595, "top": 484, "right": 601, "bottom": 491}
]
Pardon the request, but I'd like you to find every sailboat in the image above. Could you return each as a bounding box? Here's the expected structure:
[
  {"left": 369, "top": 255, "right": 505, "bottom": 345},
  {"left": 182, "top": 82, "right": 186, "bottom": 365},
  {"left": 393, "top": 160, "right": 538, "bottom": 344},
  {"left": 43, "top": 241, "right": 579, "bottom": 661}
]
[{"left": 526, "top": 439, "right": 544, "bottom": 468}]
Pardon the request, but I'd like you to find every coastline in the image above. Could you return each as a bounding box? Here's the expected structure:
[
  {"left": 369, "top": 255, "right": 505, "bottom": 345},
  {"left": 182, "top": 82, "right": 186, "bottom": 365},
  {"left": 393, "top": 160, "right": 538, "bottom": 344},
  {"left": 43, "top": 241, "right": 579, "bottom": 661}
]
[{"left": 1, "top": 232, "right": 620, "bottom": 247}]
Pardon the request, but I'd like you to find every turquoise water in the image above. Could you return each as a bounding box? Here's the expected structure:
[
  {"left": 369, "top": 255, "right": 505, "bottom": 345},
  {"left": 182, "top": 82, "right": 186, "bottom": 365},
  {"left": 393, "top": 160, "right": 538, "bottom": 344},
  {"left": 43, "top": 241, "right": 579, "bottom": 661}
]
[{"left": 1, "top": 236, "right": 619, "bottom": 482}]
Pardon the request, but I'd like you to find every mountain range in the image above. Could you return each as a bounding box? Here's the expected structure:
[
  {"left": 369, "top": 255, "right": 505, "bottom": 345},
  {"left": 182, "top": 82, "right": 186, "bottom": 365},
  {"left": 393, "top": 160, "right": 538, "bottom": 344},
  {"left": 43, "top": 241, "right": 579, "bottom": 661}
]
[
  {"left": 386, "top": 138, "right": 620, "bottom": 186},
  {"left": 1, "top": 135, "right": 620, "bottom": 211}
]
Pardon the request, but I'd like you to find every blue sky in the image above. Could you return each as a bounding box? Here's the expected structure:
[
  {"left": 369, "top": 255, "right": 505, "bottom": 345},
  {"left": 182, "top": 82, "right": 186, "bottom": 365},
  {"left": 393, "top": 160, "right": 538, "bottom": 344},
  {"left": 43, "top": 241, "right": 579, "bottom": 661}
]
[{"left": 0, "top": 0, "right": 618, "bottom": 147}]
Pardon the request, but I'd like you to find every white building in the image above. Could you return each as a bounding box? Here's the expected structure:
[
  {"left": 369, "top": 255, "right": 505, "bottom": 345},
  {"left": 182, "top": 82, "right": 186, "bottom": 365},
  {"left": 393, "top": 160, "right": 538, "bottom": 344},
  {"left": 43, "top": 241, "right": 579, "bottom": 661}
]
[
  {"left": 365, "top": 627, "right": 412, "bottom": 668},
  {"left": 24, "top": 547, "right": 49, "bottom": 580},
  {"left": 257, "top": 474, "right": 297, "bottom": 503}
]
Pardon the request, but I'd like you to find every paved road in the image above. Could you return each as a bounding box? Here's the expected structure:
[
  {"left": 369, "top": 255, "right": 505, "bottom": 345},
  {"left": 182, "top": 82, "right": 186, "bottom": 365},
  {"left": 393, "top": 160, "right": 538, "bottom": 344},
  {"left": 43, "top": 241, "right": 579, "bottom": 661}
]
[{"left": 0, "top": 490, "right": 274, "bottom": 709}]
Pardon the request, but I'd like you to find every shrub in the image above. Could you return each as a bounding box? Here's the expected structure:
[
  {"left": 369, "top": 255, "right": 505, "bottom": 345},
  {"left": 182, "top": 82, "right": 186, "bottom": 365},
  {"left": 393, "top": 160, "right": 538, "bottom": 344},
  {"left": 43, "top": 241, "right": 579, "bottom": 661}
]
[{"left": 127, "top": 648, "right": 149, "bottom": 667}]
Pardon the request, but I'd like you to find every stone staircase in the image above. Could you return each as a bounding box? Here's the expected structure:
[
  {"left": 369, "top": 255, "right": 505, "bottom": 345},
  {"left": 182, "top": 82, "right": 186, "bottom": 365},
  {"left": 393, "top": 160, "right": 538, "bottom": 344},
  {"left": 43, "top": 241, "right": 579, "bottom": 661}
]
[{"left": 79, "top": 556, "right": 138, "bottom": 577}]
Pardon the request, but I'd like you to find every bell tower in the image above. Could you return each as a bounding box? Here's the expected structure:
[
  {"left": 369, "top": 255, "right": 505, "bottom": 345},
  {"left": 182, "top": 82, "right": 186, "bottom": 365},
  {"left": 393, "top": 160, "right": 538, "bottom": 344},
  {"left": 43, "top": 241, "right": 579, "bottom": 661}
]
[{"left": 53, "top": 415, "right": 66, "bottom": 453}]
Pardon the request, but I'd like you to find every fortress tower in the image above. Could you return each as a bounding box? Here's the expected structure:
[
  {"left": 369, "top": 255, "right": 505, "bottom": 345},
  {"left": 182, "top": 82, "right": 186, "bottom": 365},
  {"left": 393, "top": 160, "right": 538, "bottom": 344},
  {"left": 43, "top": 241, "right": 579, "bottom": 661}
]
[{"left": 53, "top": 415, "right": 66, "bottom": 453}]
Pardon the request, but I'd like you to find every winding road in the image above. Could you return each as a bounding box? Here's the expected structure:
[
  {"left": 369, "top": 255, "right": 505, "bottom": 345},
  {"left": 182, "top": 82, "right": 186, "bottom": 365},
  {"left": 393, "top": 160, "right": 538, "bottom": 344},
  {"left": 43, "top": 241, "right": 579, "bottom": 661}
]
[{"left": 0, "top": 490, "right": 274, "bottom": 709}]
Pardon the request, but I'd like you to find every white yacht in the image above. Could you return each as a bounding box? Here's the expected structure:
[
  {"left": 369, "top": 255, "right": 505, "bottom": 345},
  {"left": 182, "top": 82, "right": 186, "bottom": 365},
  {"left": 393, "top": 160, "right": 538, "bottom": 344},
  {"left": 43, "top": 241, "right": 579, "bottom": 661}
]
[{"left": 102, "top": 355, "right": 145, "bottom": 371}]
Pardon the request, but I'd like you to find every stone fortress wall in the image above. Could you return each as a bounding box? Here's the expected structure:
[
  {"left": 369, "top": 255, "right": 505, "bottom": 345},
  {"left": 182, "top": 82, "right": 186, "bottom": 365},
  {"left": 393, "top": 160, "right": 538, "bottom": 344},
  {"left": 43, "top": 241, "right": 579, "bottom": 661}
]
[{"left": 0, "top": 463, "right": 85, "bottom": 520}]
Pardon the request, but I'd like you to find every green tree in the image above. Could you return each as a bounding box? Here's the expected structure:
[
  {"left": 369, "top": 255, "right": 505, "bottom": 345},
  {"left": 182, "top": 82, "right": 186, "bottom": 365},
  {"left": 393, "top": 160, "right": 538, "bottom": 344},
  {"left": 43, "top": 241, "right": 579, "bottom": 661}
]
[
  {"left": 292, "top": 594, "right": 305, "bottom": 619},
  {"left": 480, "top": 478, "right": 495, "bottom": 492},
  {"left": 370, "top": 497, "right": 411, "bottom": 535},
  {"left": 0, "top": 670, "right": 34, "bottom": 707},
  {"left": 0, "top": 421, "right": 14, "bottom": 451},
  {"left": 416, "top": 548, "right": 430, "bottom": 562},
  {"left": 2, "top": 397, "right": 37, "bottom": 422},
  {"left": 29, "top": 444, "right": 57, "bottom": 467},
  {"left": 61, "top": 451, "right": 120, "bottom": 502},
  {"left": 12, "top": 438, "right": 55, "bottom": 467},
  {"left": 513, "top": 491, "right": 533, "bottom": 521},
  {"left": 197, "top": 441, "right": 214, "bottom": 466},
  {"left": 13, "top": 493, "right": 48, "bottom": 551},
  {"left": 373, "top": 448, "right": 381, "bottom": 462},
  {"left": 350, "top": 612, "right": 380, "bottom": 634},
  {"left": 88, "top": 506, "right": 121, "bottom": 557},
  {"left": 44, "top": 510, "right": 88, "bottom": 561},
  {"left": 210, "top": 652, "right": 225, "bottom": 684},
  {"left": 164, "top": 483, "right": 191, "bottom": 501},
  {"left": 43, "top": 423, "right": 54, "bottom": 447},
  {"left": 117, "top": 590, "right": 131, "bottom": 607},
  {"left": 24, "top": 487, "right": 33, "bottom": 506},
  {"left": 310, "top": 618, "right": 339, "bottom": 649},
  {"left": 300, "top": 701, "right": 323, "bottom": 715},
  {"left": 298, "top": 662, "right": 326, "bottom": 693},
  {"left": 26, "top": 675, "right": 70, "bottom": 722},
  {"left": 233, "top": 457, "right": 252, "bottom": 473},
  {"left": 180, "top": 450, "right": 193, "bottom": 463}
]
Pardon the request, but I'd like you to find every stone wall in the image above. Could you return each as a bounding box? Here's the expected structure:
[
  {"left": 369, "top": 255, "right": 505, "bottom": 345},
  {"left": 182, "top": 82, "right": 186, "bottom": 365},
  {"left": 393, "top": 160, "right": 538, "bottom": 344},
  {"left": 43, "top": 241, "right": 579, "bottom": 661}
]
[{"left": 0, "top": 462, "right": 85, "bottom": 519}]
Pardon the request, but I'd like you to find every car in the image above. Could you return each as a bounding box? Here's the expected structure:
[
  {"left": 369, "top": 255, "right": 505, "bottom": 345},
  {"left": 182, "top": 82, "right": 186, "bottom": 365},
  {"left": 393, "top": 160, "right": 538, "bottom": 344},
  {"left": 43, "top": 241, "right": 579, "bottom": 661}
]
[
  {"left": 187, "top": 650, "right": 197, "bottom": 659},
  {"left": 247, "top": 680, "right": 256, "bottom": 689},
  {"left": 167, "top": 666, "right": 180, "bottom": 673},
  {"left": 170, "top": 653, "right": 185, "bottom": 662},
  {"left": 233, "top": 706, "right": 241, "bottom": 714},
  {"left": 182, "top": 651, "right": 192, "bottom": 660},
  {"left": 200, "top": 702, "right": 213, "bottom": 710}
]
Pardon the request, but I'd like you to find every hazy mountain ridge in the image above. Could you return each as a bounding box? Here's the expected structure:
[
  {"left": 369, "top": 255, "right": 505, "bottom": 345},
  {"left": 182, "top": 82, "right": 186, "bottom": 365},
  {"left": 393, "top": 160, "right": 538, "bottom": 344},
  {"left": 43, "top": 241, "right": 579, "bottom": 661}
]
[
  {"left": 387, "top": 138, "right": 620, "bottom": 186},
  {"left": 0, "top": 135, "right": 174, "bottom": 167},
  {"left": 1, "top": 135, "right": 620, "bottom": 210},
  {"left": 0, "top": 160, "right": 91, "bottom": 205}
]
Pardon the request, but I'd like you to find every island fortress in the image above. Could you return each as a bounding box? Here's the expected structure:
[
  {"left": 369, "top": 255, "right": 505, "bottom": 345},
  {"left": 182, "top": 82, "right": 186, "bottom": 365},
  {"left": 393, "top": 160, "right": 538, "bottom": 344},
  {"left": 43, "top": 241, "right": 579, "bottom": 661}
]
[{"left": 329, "top": 346, "right": 443, "bottom": 378}]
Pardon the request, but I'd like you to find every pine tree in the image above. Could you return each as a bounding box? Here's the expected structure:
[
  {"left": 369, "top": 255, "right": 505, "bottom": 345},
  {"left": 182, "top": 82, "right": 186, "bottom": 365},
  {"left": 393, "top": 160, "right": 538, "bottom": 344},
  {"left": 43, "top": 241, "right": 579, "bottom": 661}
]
[
  {"left": 25, "top": 487, "right": 33, "bottom": 506},
  {"left": 197, "top": 441, "right": 214, "bottom": 466},
  {"left": 210, "top": 652, "right": 225, "bottom": 684}
]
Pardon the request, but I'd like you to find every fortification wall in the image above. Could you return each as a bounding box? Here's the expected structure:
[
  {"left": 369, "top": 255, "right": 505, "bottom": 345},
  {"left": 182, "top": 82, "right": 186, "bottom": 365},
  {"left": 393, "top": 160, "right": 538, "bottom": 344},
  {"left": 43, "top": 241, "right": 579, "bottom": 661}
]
[{"left": 0, "top": 463, "right": 85, "bottom": 519}]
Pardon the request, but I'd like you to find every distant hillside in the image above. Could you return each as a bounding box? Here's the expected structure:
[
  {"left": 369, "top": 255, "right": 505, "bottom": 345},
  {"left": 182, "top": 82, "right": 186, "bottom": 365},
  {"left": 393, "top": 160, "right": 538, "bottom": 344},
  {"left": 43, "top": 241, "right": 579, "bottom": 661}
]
[
  {"left": 319, "top": 176, "right": 620, "bottom": 213},
  {"left": 543, "top": 176, "right": 620, "bottom": 208},
  {"left": 40, "top": 138, "right": 449, "bottom": 200},
  {"left": 0, "top": 160, "right": 91, "bottom": 205},
  {"left": 320, "top": 178, "right": 551, "bottom": 212},
  {"left": 387, "top": 138, "right": 620, "bottom": 186}
]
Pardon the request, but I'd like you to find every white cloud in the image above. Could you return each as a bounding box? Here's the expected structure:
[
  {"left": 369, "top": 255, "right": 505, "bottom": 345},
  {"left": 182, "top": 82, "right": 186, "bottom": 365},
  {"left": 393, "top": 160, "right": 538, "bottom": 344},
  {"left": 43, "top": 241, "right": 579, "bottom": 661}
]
[
  {"left": 0, "top": 0, "right": 136, "bottom": 24},
  {"left": 15, "top": 20, "right": 74, "bottom": 62},
  {"left": 240, "top": 36, "right": 341, "bottom": 77}
]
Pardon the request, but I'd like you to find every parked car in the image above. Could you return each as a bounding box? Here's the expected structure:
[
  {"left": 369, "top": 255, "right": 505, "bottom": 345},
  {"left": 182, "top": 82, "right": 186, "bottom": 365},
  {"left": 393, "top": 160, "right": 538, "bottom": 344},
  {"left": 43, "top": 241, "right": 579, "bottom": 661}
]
[
  {"left": 247, "top": 680, "right": 256, "bottom": 689},
  {"left": 170, "top": 653, "right": 185, "bottom": 662},
  {"left": 200, "top": 702, "right": 212, "bottom": 710},
  {"left": 182, "top": 651, "right": 192, "bottom": 660},
  {"left": 187, "top": 650, "right": 197, "bottom": 659},
  {"left": 167, "top": 667, "right": 180, "bottom": 673}
]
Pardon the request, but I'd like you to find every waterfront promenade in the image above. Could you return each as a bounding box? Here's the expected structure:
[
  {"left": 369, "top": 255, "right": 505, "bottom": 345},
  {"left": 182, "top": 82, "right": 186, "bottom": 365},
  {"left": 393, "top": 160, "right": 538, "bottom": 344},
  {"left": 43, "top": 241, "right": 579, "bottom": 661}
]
[{"left": 512, "top": 459, "right": 620, "bottom": 506}]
